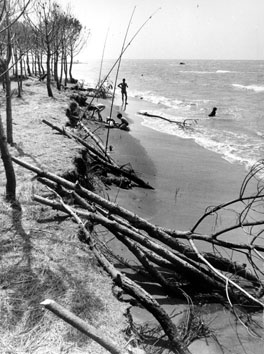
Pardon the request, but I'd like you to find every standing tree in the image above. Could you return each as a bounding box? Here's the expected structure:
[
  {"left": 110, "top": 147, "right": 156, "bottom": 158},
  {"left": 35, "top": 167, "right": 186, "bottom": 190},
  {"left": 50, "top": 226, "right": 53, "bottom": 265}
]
[
  {"left": 0, "top": 0, "right": 31, "bottom": 143},
  {"left": 12, "top": 21, "right": 31, "bottom": 97},
  {"left": 26, "top": 0, "right": 60, "bottom": 97},
  {"left": 25, "top": 1, "right": 88, "bottom": 93},
  {"left": 4, "top": 2, "right": 13, "bottom": 144},
  {"left": 65, "top": 13, "right": 89, "bottom": 84},
  {"left": 0, "top": 115, "right": 16, "bottom": 201},
  {"left": 0, "top": 0, "right": 32, "bottom": 202}
]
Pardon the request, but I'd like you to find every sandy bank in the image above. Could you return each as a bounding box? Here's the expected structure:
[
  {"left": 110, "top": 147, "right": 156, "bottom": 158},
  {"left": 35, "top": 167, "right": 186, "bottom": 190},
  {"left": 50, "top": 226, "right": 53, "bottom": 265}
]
[{"left": 0, "top": 79, "right": 129, "bottom": 354}]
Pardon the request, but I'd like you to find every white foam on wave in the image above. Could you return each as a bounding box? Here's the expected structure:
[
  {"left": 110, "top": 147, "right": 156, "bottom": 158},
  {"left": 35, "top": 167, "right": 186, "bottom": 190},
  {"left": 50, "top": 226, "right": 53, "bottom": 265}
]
[
  {"left": 130, "top": 89, "right": 183, "bottom": 108},
  {"left": 179, "top": 70, "right": 215, "bottom": 74},
  {"left": 139, "top": 113, "right": 264, "bottom": 171},
  {"left": 232, "top": 84, "right": 264, "bottom": 92},
  {"left": 181, "top": 70, "right": 236, "bottom": 74},
  {"left": 131, "top": 91, "right": 211, "bottom": 116},
  {"left": 257, "top": 131, "right": 264, "bottom": 138},
  {"left": 216, "top": 70, "right": 234, "bottom": 73},
  {"left": 192, "top": 133, "right": 259, "bottom": 169}
]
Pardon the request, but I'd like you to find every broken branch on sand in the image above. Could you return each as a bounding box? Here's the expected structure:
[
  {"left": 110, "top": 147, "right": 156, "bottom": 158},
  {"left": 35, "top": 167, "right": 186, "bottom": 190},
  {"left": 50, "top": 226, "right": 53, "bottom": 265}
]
[
  {"left": 41, "top": 299, "right": 127, "bottom": 354},
  {"left": 42, "top": 119, "right": 154, "bottom": 189},
  {"left": 137, "top": 111, "right": 197, "bottom": 128},
  {"left": 43, "top": 189, "right": 189, "bottom": 354},
  {"left": 12, "top": 156, "right": 264, "bottom": 314}
]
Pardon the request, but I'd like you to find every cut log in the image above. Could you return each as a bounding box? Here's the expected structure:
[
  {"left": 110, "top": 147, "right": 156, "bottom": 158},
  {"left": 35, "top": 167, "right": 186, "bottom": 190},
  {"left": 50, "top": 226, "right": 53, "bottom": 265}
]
[{"left": 41, "top": 299, "right": 126, "bottom": 354}]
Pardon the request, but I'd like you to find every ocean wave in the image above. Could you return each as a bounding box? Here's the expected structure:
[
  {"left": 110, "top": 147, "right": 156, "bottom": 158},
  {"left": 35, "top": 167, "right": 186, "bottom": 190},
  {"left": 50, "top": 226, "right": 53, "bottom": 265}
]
[
  {"left": 232, "top": 84, "right": 264, "bottom": 92},
  {"left": 130, "top": 90, "right": 183, "bottom": 108},
  {"left": 216, "top": 70, "right": 233, "bottom": 73},
  {"left": 130, "top": 90, "right": 210, "bottom": 114},
  {"left": 181, "top": 70, "right": 236, "bottom": 74},
  {"left": 179, "top": 70, "right": 215, "bottom": 74},
  {"left": 139, "top": 114, "right": 263, "bottom": 171}
]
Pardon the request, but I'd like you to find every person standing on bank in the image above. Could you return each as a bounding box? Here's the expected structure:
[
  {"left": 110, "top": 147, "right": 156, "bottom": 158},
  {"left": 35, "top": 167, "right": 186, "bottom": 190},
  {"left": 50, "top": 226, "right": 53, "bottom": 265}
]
[{"left": 118, "top": 78, "right": 128, "bottom": 105}]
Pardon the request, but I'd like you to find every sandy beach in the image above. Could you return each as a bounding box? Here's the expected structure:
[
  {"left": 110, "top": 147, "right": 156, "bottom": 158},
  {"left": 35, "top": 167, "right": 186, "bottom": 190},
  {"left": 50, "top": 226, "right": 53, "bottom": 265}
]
[
  {"left": 1, "top": 78, "right": 263, "bottom": 354},
  {"left": 102, "top": 95, "right": 263, "bottom": 354},
  {"left": 106, "top": 96, "right": 249, "bottom": 232}
]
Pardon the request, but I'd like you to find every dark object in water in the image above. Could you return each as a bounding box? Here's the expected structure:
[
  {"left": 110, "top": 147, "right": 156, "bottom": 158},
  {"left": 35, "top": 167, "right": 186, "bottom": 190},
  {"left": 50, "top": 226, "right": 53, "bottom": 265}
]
[{"left": 208, "top": 107, "right": 217, "bottom": 117}]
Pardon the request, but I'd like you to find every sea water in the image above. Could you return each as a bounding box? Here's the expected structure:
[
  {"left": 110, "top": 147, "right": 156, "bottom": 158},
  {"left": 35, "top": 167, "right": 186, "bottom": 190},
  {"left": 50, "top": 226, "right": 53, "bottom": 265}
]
[{"left": 73, "top": 59, "right": 264, "bottom": 172}]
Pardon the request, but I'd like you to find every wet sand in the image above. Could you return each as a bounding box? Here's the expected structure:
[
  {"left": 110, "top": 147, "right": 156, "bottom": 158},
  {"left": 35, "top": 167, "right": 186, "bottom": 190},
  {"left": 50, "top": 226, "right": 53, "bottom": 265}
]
[
  {"left": 106, "top": 96, "right": 248, "bottom": 232},
  {"left": 99, "top": 96, "right": 263, "bottom": 354}
]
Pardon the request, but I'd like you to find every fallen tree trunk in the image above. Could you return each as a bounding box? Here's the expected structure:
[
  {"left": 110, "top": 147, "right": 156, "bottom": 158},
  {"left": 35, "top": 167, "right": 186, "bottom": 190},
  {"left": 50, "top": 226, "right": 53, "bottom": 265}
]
[
  {"left": 42, "top": 119, "right": 154, "bottom": 189},
  {"left": 12, "top": 157, "right": 262, "bottom": 290},
  {"left": 41, "top": 299, "right": 127, "bottom": 354},
  {"left": 12, "top": 157, "right": 264, "bottom": 307},
  {"left": 42, "top": 119, "right": 111, "bottom": 164},
  {"left": 32, "top": 191, "right": 240, "bottom": 305},
  {"left": 56, "top": 197, "right": 190, "bottom": 354},
  {"left": 137, "top": 112, "right": 197, "bottom": 128},
  {"left": 89, "top": 240, "right": 190, "bottom": 354},
  {"left": 11, "top": 153, "right": 264, "bottom": 354}
]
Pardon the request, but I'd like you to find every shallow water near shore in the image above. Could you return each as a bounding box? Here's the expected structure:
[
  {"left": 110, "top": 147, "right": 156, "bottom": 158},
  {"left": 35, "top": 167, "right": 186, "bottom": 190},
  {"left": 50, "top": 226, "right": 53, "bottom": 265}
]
[
  {"left": 74, "top": 61, "right": 264, "bottom": 353},
  {"left": 73, "top": 59, "right": 264, "bottom": 173},
  {"left": 99, "top": 97, "right": 264, "bottom": 354}
]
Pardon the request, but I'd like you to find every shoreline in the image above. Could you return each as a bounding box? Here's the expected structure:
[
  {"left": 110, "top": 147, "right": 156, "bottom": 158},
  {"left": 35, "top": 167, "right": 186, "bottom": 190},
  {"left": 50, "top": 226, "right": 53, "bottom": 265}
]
[
  {"left": 102, "top": 95, "right": 264, "bottom": 354},
  {"left": 2, "top": 78, "right": 262, "bottom": 353},
  {"left": 105, "top": 95, "right": 249, "bottom": 232}
]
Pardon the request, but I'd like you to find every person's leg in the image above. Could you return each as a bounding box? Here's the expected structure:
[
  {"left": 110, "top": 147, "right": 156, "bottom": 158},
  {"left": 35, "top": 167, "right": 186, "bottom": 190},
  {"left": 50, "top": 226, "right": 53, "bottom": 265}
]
[{"left": 97, "top": 111, "right": 103, "bottom": 121}]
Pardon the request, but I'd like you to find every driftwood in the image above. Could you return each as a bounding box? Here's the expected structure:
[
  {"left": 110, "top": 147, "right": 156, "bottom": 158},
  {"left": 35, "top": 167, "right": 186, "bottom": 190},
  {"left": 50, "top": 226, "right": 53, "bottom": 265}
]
[
  {"left": 12, "top": 155, "right": 264, "bottom": 350},
  {"left": 137, "top": 112, "right": 197, "bottom": 128},
  {"left": 12, "top": 157, "right": 264, "bottom": 304},
  {"left": 50, "top": 193, "right": 189, "bottom": 354},
  {"left": 41, "top": 299, "right": 127, "bottom": 354}
]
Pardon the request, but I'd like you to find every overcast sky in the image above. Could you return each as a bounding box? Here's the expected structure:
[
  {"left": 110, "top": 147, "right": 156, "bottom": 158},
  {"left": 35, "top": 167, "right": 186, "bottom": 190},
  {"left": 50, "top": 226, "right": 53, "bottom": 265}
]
[{"left": 59, "top": 0, "right": 264, "bottom": 61}]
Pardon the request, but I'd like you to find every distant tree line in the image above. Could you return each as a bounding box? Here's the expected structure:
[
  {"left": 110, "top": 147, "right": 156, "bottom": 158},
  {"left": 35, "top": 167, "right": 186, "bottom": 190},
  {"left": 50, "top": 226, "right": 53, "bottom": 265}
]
[{"left": 10, "top": 0, "right": 89, "bottom": 97}]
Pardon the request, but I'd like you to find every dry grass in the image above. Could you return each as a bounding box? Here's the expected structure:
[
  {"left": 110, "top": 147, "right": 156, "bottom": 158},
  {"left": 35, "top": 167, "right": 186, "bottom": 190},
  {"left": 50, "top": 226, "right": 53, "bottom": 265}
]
[{"left": 0, "top": 79, "right": 128, "bottom": 354}]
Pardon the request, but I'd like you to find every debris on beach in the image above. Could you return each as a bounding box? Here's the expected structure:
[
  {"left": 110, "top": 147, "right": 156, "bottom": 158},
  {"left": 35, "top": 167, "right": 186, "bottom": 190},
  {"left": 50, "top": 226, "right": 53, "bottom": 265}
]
[
  {"left": 69, "top": 79, "right": 113, "bottom": 99},
  {"left": 138, "top": 111, "right": 197, "bottom": 128},
  {"left": 42, "top": 119, "right": 154, "bottom": 190},
  {"left": 12, "top": 148, "right": 264, "bottom": 353}
]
